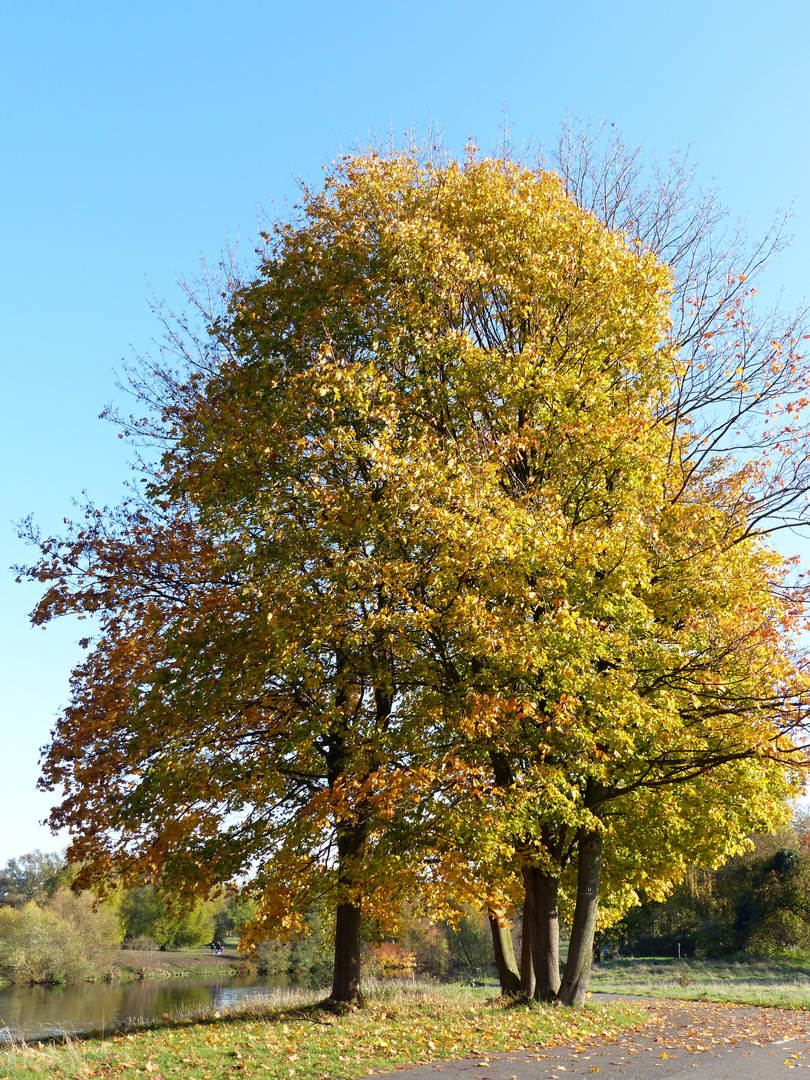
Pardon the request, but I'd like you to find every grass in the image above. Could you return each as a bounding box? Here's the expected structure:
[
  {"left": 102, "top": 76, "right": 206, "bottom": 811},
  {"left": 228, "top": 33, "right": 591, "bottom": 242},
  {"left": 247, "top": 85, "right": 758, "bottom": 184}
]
[
  {"left": 115, "top": 945, "right": 243, "bottom": 981},
  {"left": 589, "top": 956, "right": 810, "bottom": 1008},
  {"left": 0, "top": 979, "right": 648, "bottom": 1080}
]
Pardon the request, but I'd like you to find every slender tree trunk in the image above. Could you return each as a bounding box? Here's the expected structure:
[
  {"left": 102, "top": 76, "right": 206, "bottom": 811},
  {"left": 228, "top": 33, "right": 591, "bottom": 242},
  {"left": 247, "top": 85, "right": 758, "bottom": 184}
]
[
  {"left": 520, "top": 877, "right": 536, "bottom": 999},
  {"left": 326, "top": 661, "right": 389, "bottom": 1006},
  {"left": 330, "top": 821, "right": 368, "bottom": 1004},
  {"left": 488, "top": 911, "right": 521, "bottom": 997},
  {"left": 557, "top": 826, "right": 603, "bottom": 1007},
  {"left": 524, "top": 865, "right": 561, "bottom": 999}
]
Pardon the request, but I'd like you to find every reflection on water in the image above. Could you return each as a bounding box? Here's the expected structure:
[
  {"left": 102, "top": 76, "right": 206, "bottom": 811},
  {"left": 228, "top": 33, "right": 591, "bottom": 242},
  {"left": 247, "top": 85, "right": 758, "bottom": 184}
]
[{"left": 0, "top": 974, "right": 302, "bottom": 1042}]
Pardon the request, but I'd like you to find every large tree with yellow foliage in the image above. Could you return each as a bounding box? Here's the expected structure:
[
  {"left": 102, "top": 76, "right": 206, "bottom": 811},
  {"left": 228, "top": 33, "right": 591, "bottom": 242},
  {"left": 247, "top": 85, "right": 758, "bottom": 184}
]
[
  {"left": 22, "top": 135, "right": 810, "bottom": 1005},
  {"left": 388, "top": 125, "right": 810, "bottom": 1004}
]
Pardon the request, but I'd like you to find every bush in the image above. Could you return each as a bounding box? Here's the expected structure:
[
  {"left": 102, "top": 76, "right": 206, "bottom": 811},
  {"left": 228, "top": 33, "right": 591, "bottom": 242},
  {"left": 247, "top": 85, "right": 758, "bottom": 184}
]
[
  {"left": 399, "top": 908, "right": 496, "bottom": 981},
  {"left": 402, "top": 921, "right": 451, "bottom": 978},
  {"left": 443, "top": 909, "right": 496, "bottom": 980},
  {"left": 0, "top": 889, "right": 122, "bottom": 984}
]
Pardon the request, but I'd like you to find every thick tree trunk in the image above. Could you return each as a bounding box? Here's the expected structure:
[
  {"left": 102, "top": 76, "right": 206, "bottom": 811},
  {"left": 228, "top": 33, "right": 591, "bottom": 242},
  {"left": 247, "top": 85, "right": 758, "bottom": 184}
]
[
  {"left": 488, "top": 911, "right": 521, "bottom": 997},
  {"left": 557, "top": 826, "right": 603, "bottom": 1007},
  {"left": 330, "top": 821, "right": 368, "bottom": 1004},
  {"left": 524, "top": 865, "right": 561, "bottom": 999},
  {"left": 331, "top": 898, "right": 364, "bottom": 1003}
]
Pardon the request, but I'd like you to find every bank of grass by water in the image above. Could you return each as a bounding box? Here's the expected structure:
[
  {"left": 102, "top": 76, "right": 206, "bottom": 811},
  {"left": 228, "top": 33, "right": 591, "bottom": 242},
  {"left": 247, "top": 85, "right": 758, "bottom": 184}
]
[
  {"left": 1, "top": 980, "right": 647, "bottom": 1080},
  {"left": 0, "top": 946, "right": 243, "bottom": 989},
  {"left": 589, "top": 956, "right": 810, "bottom": 1008},
  {"left": 115, "top": 945, "right": 243, "bottom": 981}
]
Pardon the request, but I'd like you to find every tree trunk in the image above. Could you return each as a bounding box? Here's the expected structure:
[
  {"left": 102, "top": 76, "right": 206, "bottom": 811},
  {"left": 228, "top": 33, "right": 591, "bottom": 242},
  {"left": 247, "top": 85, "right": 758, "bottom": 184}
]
[
  {"left": 520, "top": 881, "right": 536, "bottom": 999},
  {"left": 488, "top": 911, "right": 521, "bottom": 996},
  {"left": 331, "top": 898, "right": 364, "bottom": 1003},
  {"left": 330, "top": 821, "right": 368, "bottom": 1004},
  {"left": 557, "top": 826, "right": 603, "bottom": 1007},
  {"left": 524, "top": 865, "right": 561, "bottom": 999},
  {"left": 325, "top": 659, "right": 383, "bottom": 1006}
]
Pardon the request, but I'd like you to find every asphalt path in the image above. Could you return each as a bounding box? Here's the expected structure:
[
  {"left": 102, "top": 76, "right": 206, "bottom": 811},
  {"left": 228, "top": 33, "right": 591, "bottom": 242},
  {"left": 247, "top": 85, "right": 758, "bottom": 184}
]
[{"left": 370, "top": 999, "right": 810, "bottom": 1080}]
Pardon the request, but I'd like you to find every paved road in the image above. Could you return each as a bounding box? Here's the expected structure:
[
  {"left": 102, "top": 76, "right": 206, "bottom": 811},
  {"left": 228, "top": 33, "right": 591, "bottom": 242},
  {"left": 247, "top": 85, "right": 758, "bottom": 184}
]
[{"left": 372, "top": 1000, "right": 810, "bottom": 1080}]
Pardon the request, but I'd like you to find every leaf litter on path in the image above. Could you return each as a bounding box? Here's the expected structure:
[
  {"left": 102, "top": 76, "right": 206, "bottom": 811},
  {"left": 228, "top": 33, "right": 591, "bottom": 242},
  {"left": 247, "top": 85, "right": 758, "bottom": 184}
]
[
  {"left": 398, "top": 1000, "right": 810, "bottom": 1080},
  {"left": 616, "top": 999, "right": 810, "bottom": 1053}
]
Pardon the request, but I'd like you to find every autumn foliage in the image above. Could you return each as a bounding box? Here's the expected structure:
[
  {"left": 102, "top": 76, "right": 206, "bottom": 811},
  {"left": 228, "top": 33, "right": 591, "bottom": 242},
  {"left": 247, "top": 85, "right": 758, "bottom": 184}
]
[{"left": 20, "top": 126, "right": 810, "bottom": 1004}]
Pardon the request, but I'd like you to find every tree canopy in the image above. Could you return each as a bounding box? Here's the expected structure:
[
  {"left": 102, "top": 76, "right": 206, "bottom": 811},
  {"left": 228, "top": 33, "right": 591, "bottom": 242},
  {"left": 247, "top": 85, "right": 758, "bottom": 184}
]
[{"left": 21, "top": 129, "right": 810, "bottom": 1004}]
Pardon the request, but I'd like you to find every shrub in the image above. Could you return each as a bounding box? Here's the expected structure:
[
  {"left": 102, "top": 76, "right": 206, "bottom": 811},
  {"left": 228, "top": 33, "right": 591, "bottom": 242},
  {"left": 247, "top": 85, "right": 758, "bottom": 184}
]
[{"left": 0, "top": 889, "right": 122, "bottom": 983}]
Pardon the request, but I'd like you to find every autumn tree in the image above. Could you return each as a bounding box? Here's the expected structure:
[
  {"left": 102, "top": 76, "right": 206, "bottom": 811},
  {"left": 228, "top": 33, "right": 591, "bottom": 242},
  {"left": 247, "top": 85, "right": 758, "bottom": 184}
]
[
  {"left": 21, "top": 144, "right": 671, "bottom": 1003},
  {"left": 409, "top": 124, "right": 810, "bottom": 1004},
  {"left": 24, "top": 474, "right": 472, "bottom": 1003},
  {"left": 162, "top": 146, "right": 689, "bottom": 998},
  {"left": 21, "top": 133, "right": 810, "bottom": 1007},
  {"left": 0, "top": 850, "right": 68, "bottom": 907},
  {"left": 538, "top": 122, "right": 810, "bottom": 1004},
  {"left": 471, "top": 471, "right": 809, "bottom": 1005}
]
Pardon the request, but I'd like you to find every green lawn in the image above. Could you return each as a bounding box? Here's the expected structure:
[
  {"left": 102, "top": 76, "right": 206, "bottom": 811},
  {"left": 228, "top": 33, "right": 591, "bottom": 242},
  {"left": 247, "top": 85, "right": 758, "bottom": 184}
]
[
  {"left": 1, "top": 981, "right": 646, "bottom": 1080},
  {"left": 7, "top": 959, "right": 810, "bottom": 1079},
  {"left": 589, "top": 956, "right": 810, "bottom": 1008},
  {"left": 115, "top": 944, "right": 242, "bottom": 980}
]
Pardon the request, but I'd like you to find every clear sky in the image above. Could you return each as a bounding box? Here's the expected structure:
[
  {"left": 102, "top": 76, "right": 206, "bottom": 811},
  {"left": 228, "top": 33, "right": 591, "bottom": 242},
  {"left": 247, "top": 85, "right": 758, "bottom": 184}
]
[{"left": 2, "top": 0, "right": 810, "bottom": 866}]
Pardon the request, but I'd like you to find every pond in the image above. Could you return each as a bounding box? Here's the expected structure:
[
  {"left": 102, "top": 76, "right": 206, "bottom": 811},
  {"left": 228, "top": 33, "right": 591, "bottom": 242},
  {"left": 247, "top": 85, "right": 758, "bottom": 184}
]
[{"left": 0, "top": 973, "right": 306, "bottom": 1042}]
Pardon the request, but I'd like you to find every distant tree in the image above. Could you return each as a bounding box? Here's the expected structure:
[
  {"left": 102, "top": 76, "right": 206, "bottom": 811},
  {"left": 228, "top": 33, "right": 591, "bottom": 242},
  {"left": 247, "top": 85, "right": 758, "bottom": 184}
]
[
  {"left": 618, "top": 822, "right": 810, "bottom": 958},
  {"left": 213, "top": 894, "right": 256, "bottom": 942},
  {"left": 0, "top": 850, "right": 68, "bottom": 907},
  {"left": 120, "top": 885, "right": 216, "bottom": 950}
]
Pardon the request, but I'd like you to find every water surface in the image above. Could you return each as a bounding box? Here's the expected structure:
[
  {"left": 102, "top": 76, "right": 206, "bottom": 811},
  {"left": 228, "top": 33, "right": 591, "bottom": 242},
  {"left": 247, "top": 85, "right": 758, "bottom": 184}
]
[{"left": 0, "top": 973, "right": 303, "bottom": 1042}]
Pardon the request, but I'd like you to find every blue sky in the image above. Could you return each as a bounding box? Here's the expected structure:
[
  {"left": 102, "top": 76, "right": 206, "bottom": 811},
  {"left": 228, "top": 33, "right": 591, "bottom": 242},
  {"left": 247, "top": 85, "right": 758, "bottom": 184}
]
[{"left": 2, "top": 0, "right": 810, "bottom": 866}]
